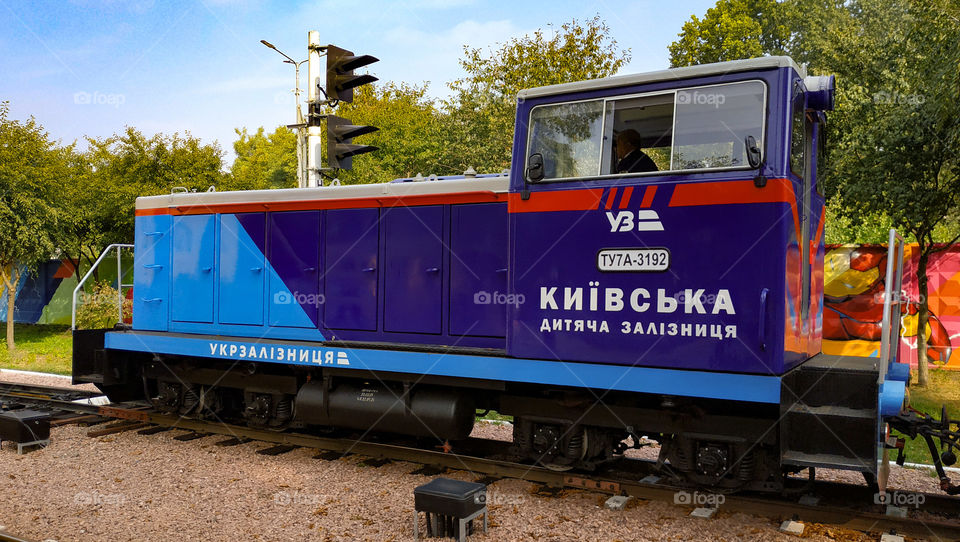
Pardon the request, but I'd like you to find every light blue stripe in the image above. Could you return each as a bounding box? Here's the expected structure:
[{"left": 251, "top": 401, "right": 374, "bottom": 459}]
[{"left": 105, "top": 331, "right": 781, "bottom": 404}]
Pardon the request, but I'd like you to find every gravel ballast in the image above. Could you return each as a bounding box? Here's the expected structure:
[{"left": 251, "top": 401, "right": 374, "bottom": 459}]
[
  {"left": 0, "top": 372, "right": 949, "bottom": 541},
  {"left": 0, "top": 369, "right": 100, "bottom": 393},
  {"left": 0, "top": 423, "right": 880, "bottom": 542}
]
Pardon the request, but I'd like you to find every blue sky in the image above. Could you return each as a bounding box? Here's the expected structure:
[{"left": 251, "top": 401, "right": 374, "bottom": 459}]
[{"left": 0, "top": 0, "right": 714, "bottom": 164}]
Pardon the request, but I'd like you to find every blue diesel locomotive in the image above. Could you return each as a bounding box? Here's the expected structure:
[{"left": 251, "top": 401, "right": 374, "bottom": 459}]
[{"left": 73, "top": 56, "right": 959, "bottom": 494}]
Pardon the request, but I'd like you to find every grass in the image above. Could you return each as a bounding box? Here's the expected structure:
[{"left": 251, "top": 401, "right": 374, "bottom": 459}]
[
  {"left": 894, "top": 369, "right": 960, "bottom": 467},
  {"left": 476, "top": 410, "right": 514, "bottom": 424},
  {"left": 0, "top": 323, "right": 73, "bottom": 376}
]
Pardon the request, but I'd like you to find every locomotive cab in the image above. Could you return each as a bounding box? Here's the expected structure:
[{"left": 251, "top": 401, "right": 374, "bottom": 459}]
[{"left": 507, "top": 58, "right": 831, "bottom": 376}]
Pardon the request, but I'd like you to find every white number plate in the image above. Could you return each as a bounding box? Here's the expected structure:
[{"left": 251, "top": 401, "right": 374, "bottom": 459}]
[{"left": 597, "top": 248, "right": 670, "bottom": 272}]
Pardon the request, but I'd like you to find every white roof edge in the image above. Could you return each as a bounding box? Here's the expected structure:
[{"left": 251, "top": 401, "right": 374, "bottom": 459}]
[
  {"left": 517, "top": 56, "right": 800, "bottom": 100},
  {"left": 135, "top": 177, "right": 510, "bottom": 210}
]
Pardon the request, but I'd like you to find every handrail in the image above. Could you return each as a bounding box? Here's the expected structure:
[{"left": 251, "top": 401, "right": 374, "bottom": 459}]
[
  {"left": 878, "top": 228, "right": 905, "bottom": 383},
  {"left": 71, "top": 244, "right": 135, "bottom": 330}
]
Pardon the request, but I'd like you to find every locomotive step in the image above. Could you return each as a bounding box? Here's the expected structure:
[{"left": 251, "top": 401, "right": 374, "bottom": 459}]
[
  {"left": 785, "top": 404, "right": 875, "bottom": 419},
  {"left": 781, "top": 450, "right": 873, "bottom": 471},
  {"left": 783, "top": 354, "right": 880, "bottom": 411}
]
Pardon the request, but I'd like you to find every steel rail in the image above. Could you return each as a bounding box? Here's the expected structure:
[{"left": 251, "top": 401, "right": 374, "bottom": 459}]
[
  {"left": 0, "top": 382, "right": 104, "bottom": 403},
  {"left": 0, "top": 531, "right": 38, "bottom": 542}
]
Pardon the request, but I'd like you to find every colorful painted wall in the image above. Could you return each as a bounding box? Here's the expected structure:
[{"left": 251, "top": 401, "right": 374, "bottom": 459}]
[
  {"left": 0, "top": 256, "right": 127, "bottom": 326},
  {"left": 823, "top": 244, "right": 960, "bottom": 369}
]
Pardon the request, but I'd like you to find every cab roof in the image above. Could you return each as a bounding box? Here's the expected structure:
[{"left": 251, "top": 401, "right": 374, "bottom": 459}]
[{"left": 517, "top": 56, "right": 802, "bottom": 100}]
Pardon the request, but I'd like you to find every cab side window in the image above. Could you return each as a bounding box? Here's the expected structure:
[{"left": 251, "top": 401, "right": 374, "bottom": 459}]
[
  {"left": 815, "top": 121, "right": 826, "bottom": 196},
  {"left": 527, "top": 100, "right": 606, "bottom": 180},
  {"left": 790, "top": 89, "right": 805, "bottom": 178},
  {"left": 603, "top": 93, "right": 674, "bottom": 174}
]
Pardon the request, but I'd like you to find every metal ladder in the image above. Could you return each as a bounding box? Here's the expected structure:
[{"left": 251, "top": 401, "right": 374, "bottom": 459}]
[{"left": 71, "top": 244, "right": 135, "bottom": 330}]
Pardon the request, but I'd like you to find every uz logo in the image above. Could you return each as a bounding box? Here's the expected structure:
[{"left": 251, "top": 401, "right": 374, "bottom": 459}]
[{"left": 606, "top": 210, "right": 664, "bottom": 232}]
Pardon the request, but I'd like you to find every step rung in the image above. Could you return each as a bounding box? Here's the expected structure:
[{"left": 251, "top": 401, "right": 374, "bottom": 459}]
[
  {"left": 782, "top": 450, "right": 873, "bottom": 471},
  {"left": 76, "top": 373, "right": 105, "bottom": 384},
  {"left": 787, "top": 404, "right": 875, "bottom": 419}
]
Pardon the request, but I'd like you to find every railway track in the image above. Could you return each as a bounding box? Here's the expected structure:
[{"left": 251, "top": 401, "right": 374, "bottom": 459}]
[
  {"left": 0, "top": 382, "right": 104, "bottom": 404},
  {"left": 0, "top": 530, "right": 37, "bottom": 542},
  {"left": 3, "top": 383, "right": 960, "bottom": 541}
]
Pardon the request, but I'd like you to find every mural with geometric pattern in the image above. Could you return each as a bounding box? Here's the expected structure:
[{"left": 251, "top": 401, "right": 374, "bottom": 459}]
[{"left": 823, "top": 244, "right": 960, "bottom": 369}]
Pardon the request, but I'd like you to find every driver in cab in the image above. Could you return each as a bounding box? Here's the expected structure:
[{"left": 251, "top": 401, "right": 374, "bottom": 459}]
[{"left": 615, "top": 129, "right": 658, "bottom": 174}]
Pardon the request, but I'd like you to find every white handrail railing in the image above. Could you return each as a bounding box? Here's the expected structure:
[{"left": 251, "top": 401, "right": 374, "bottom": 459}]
[
  {"left": 878, "top": 229, "right": 905, "bottom": 383},
  {"left": 71, "top": 244, "right": 134, "bottom": 330}
]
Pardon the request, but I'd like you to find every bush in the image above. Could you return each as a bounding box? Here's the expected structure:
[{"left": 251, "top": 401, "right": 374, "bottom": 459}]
[{"left": 75, "top": 281, "right": 131, "bottom": 330}]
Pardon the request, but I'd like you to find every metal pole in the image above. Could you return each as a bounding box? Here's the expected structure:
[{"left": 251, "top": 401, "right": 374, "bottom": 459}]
[
  {"left": 116, "top": 245, "right": 123, "bottom": 325},
  {"left": 261, "top": 39, "right": 309, "bottom": 189},
  {"left": 307, "top": 30, "right": 323, "bottom": 188},
  {"left": 294, "top": 60, "right": 307, "bottom": 189}
]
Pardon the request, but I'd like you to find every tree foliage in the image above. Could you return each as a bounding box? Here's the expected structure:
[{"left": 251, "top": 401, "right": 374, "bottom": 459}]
[
  {"left": 444, "top": 16, "right": 631, "bottom": 174},
  {"left": 0, "top": 101, "right": 63, "bottom": 349},
  {"left": 669, "top": 0, "right": 777, "bottom": 67},
  {"left": 226, "top": 126, "right": 297, "bottom": 191},
  {"left": 668, "top": 0, "right": 846, "bottom": 67},
  {"left": 331, "top": 82, "right": 450, "bottom": 185},
  {"left": 73, "top": 127, "right": 226, "bottom": 256}
]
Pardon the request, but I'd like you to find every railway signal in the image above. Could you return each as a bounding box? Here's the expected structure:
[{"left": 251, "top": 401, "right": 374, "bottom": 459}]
[
  {"left": 303, "top": 34, "right": 381, "bottom": 182},
  {"left": 325, "top": 45, "right": 378, "bottom": 103},
  {"left": 326, "top": 115, "right": 378, "bottom": 170}
]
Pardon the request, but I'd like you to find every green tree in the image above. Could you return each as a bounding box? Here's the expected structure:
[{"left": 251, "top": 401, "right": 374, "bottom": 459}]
[
  {"left": 668, "top": 0, "right": 780, "bottom": 67},
  {"left": 78, "top": 127, "right": 226, "bottom": 252},
  {"left": 821, "top": 0, "right": 960, "bottom": 386},
  {"left": 54, "top": 147, "right": 102, "bottom": 281},
  {"left": 226, "top": 126, "right": 298, "bottom": 190},
  {"left": 667, "top": 0, "right": 846, "bottom": 68},
  {"left": 331, "top": 82, "right": 450, "bottom": 185},
  {"left": 823, "top": 197, "right": 894, "bottom": 245},
  {"left": 0, "top": 102, "right": 63, "bottom": 349},
  {"left": 444, "top": 16, "right": 631, "bottom": 174}
]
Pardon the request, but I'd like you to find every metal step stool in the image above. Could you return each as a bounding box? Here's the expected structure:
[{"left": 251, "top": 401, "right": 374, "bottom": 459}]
[
  {"left": 0, "top": 410, "right": 51, "bottom": 454},
  {"left": 413, "top": 478, "right": 488, "bottom": 541}
]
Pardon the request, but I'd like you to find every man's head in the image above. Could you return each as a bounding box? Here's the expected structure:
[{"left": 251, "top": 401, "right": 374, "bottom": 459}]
[{"left": 615, "top": 129, "right": 643, "bottom": 160}]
